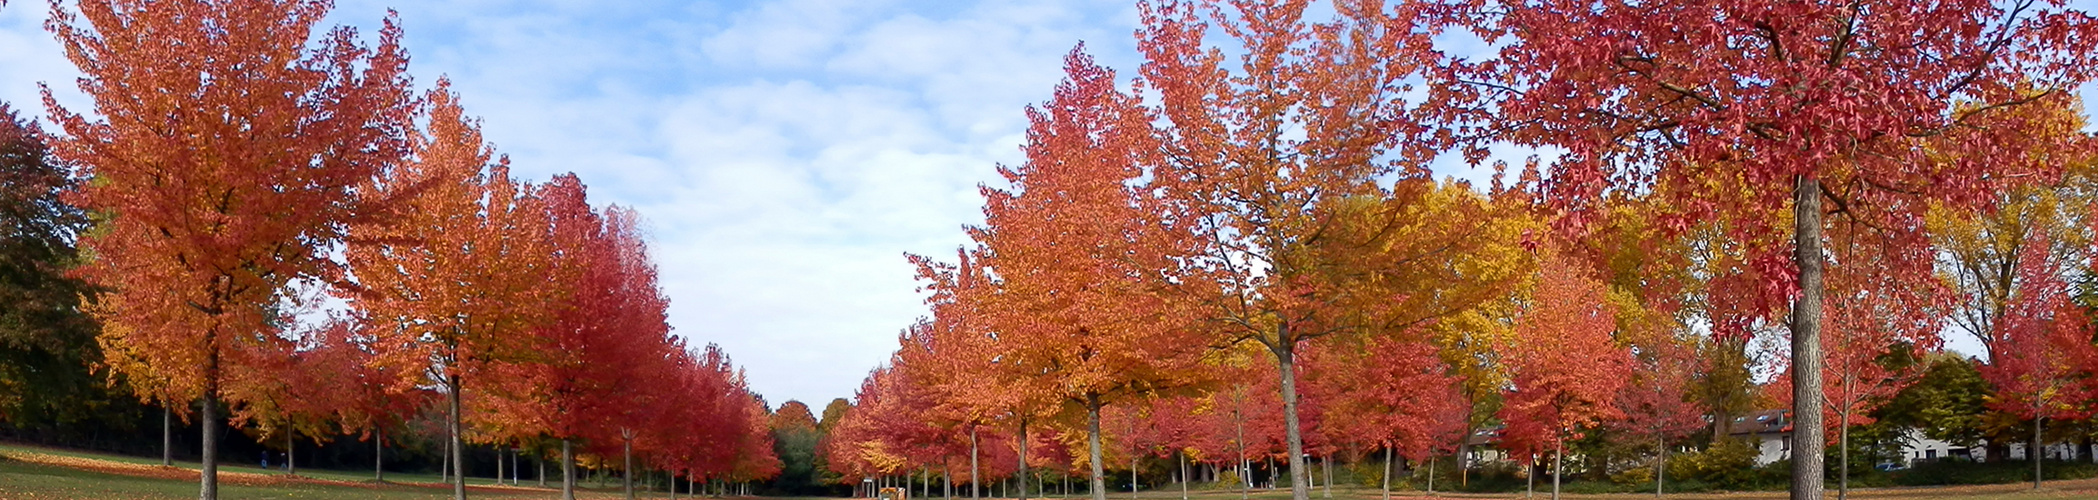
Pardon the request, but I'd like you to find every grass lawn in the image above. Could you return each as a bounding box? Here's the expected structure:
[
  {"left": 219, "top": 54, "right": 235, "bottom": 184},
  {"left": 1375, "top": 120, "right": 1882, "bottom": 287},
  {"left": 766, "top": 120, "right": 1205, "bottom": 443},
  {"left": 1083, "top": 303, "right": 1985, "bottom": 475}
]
[{"left": 7, "top": 443, "right": 2098, "bottom": 499}]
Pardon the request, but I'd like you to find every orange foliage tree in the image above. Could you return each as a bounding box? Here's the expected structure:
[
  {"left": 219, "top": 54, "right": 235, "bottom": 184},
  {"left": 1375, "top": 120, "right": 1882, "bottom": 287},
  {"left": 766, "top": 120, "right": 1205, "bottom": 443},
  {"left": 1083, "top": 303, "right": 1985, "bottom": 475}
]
[
  {"left": 344, "top": 81, "right": 558, "bottom": 500},
  {"left": 1496, "top": 250, "right": 1629, "bottom": 500},
  {"left": 46, "top": 1, "right": 413, "bottom": 496},
  {"left": 963, "top": 45, "right": 1210, "bottom": 500}
]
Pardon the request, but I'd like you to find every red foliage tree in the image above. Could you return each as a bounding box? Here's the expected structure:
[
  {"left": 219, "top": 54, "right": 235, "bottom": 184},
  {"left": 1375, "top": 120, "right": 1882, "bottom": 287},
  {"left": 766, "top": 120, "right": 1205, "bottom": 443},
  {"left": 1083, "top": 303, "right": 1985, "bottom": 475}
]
[
  {"left": 47, "top": 1, "right": 413, "bottom": 495},
  {"left": 1435, "top": 1, "right": 2098, "bottom": 495},
  {"left": 1978, "top": 230, "right": 2098, "bottom": 489}
]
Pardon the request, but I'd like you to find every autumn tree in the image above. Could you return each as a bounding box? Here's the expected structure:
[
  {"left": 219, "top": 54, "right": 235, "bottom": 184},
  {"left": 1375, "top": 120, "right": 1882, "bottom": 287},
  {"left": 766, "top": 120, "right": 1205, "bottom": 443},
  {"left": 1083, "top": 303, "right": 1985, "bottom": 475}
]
[
  {"left": 1978, "top": 230, "right": 2098, "bottom": 490},
  {"left": 1304, "top": 336, "right": 1463, "bottom": 500},
  {"left": 345, "top": 81, "right": 555, "bottom": 500},
  {"left": 1435, "top": 1, "right": 2098, "bottom": 496},
  {"left": 964, "top": 45, "right": 1209, "bottom": 500},
  {"left": 1132, "top": 2, "right": 1511, "bottom": 498},
  {"left": 1496, "top": 249, "right": 1629, "bottom": 500},
  {"left": 46, "top": 1, "right": 413, "bottom": 496}
]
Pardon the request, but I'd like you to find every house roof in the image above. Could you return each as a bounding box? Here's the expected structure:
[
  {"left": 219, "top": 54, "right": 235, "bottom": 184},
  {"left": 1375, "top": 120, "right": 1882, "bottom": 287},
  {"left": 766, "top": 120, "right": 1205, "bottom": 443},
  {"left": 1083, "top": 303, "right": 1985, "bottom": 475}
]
[{"left": 1725, "top": 409, "right": 1791, "bottom": 436}]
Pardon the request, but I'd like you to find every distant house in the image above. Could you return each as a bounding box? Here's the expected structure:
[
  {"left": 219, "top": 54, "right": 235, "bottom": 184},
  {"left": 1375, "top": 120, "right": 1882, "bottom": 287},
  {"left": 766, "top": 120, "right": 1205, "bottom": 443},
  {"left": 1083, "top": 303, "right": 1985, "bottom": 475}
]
[{"left": 1723, "top": 409, "right": 1794, "bottom": 465}]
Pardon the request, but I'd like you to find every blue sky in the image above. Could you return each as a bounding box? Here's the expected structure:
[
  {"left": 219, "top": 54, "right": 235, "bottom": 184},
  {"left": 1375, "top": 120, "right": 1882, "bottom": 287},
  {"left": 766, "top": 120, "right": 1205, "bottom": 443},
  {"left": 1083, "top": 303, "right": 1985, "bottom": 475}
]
[
  {"left": 0, "top": 1, "right": 2091, "bottom": 409},
  {"left": 0, "top": 0, "right": 1181, "bottom": 408}
]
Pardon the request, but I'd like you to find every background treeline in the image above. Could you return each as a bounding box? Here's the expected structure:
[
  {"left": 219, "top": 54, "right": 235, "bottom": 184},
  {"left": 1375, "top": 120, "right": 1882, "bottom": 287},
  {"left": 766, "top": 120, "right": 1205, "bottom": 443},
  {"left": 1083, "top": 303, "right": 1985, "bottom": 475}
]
[
  {"left": 0, "top": 2, "right": 789, "bottom": 499},
  {"left": 819, "top": 1, "right": 2098, "bottom": 500}
]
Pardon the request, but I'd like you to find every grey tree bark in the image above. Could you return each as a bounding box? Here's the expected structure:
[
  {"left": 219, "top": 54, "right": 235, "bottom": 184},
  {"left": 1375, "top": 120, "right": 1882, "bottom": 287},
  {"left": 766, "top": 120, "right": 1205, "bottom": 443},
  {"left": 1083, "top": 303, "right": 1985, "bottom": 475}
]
[
  {"left": 1380, "top": 448, "right": 1391, "bottom": 500},
  {"left": 1789, "top": 176, "right": 1827, "bottom": 500},
  {"left": 199, "top": 393, "right": 219, "bottom": 500},
  {"left": 1273, "top": 333, "right": 1310, "bottom": 500},
  {"left": 972, "top": 426, "right": 982, "bottom": 500},
  {"left": 448, "top": 370, "right": 466, "bottom": 500},
  {"left": 563, "top": 439, "right": 578, "bottom": 500},
  {"left": 164, "top": 407, "right": 173, "bottom": 467},
  {"left": 1088, "top": 397, "right": 1108, "bottom": 500}
]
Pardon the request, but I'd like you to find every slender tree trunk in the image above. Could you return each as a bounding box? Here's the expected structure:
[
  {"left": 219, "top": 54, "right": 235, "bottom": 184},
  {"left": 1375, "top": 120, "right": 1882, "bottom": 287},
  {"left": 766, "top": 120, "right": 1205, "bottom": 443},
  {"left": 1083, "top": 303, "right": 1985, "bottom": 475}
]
[
  {"left": 1427, "top": 454, "right": 1436, "bottom": 496},
  {"left": 1088, "top": 395, "right": 1108, "bottom": 500},
  {"left": 449, "top": 371, "right": 466, "bottom": 500},
  {"left": 1789, "top": 175, "right": 1827, "bottom": 500},
  {"left": 1552, "top": 439, "right": 1563, "bottom": 500},
  {"left": 539, "top": 448, "right": 548, "bottom": 488},
  {"left": 563, "top": 439, "right": 578, "bottom": 500},
  {"left": 1322, "top": 455, "right": 1331, "bottom": 498},
  {"left": 1021, "top": 418, "right": 1031, "bottom": 500},
  {"left": 1525, "top": 454, "right": 1534, "bottom": 500},
  {"left": 1380, "top": 447, "right": 1391, "bottom": 500},
  {"left": 1131, "top": 456, "right": 1138, "bottom": 500},
  {"left": 1654, "top": 434, "right": 1664, "bottom": 498},
  {"left": 2036, "top": 414, "right": 2046, "bottom": 490},
  {"left": 164, "top": 406, "right": 174, "bottom": 467},
  {"left": 973, "top": 426, "right": 982, "bottom": 500},
  {"left": 377, "top": 429, "right": 386, "bottom": 483},
  {"left": 286, "top": 430, "right": 296, "bottom": 476},
  {"left": 1273, "top": 334, "right": 1310, "bottom": 500},
  {"left": 1839, "top": 408, "right": 1850, "bottom": 500},
  {"left": 1457, "top": 396, "right": 1474, "bottom": 488},
  {"left": 1235, "top": 407, "right": 1248, "bottom": 500},
  {"left": 626, "top": 435, "right": 636, "bottom": 500},
  {"left": 200, "top": 392, "right": 219, "bottom": 500},
  {"left": 1181, "top": 450, "right": 1190, "bottom": 500},
  {"left": 497, "top": 445, "right": 505, "bottom": 487}
]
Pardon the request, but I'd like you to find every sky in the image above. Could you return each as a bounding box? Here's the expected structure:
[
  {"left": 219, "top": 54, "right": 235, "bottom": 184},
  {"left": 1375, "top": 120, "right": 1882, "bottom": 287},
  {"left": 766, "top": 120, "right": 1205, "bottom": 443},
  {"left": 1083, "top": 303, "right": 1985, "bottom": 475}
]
[
  {"left": 0, "top": 1, "right": 2093, "bottom": 410},
  {"left": 0, "top": 0, "right": 1189, "bottom": 409}
]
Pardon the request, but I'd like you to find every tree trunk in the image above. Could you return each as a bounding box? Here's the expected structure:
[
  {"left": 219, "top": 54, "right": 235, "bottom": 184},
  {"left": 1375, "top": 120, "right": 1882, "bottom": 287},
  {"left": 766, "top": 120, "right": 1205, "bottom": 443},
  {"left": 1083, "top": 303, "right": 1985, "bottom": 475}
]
[
  {"left": 1552, "top": 440, "right": 1564, "bottom": 500},
  {"left": 376, "top": 429, "right": 386, "bottom": 483},
  {"left": 1181, "top": 450, "right": 1190, "bottom": 500},
  {"left": 1274, "top": 333, "right": 1311, "bottom": 500},
  {"left": 1654, "top": 434, "right": 1664, "bottom": 498},
  {"left": 1021, "top": 418, "right": 1031, "bottom": 500},
  {"left": 1525, "top": 454, "right": 1533, "bottom": 500},
  {"left": 1088, "top": 396, "right": 1108, "bottom": 500},
  {"left": 1427, "top": 454, "right": 1436, "bottom": 495},
  {"left": 1380, "top": 447, "right": 1391, "bottom": 500},
  {"left": 1457, "top": 397, "right": 1473, "bottom": 488},
  {"left": 449, "top": 371, "right": 467, "bottom": 500},
  {"left": 2036, "top": 414, "right": 2045, "bottom": 490},
  {"left": 1839, "top": 409, "right": 1850, "bottom": 500},
  {"left": 1236, "top": 406, "right": 1249, "bottom": 500},
  {"left": 1789, "top": 175, "right": 1827, "bottom": 500},
  {"left": 563, "top": 439, "right": 578, "bottom": 500},
  {"left": 626, "top": 435, "right": 636, "bottom": 500},
  {"left": 163, "top": 406, "right": 174, "bottom": 467},
  {"left": 497, "top": 445, "right": 505, "bottom": 487},
  {"left": 1131, "top": 455, "right": 1139, "bottom": 500},
  {"left": 539, "top": 448, "right": 547, "bottom": 488},
  {"left": 286, "top": 430, "right": 296, "bottom": 476},
  {"left": 1322, "top": 455, "right": 1332, "bottom": 499},
  {"left": 200, "top": 393, "right": 219, "bottom": 500},
  {"left": 973, "top": 426, "right": 982, "bottom": 500}
]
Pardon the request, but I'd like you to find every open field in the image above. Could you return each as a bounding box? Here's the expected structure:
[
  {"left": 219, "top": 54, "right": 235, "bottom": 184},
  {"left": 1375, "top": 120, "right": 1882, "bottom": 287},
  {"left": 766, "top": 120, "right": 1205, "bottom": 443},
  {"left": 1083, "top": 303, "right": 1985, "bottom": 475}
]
[{"left": 7, "top": 445, "right": 2098, "bottom": 500}]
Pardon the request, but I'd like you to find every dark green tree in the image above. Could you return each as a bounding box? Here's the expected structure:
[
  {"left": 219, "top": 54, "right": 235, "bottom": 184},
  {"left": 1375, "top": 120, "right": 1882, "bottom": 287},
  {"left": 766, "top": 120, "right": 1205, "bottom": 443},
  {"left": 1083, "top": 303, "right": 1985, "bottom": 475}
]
[
  {"left": 0, "top": 103, "right": 110, "bottom": 428},
  {"left": 1874, "top": 353, "right": 1990, "bottom": 450},
  {"left": 769, "top": 400, "right": 824, "bottom": 494}
]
